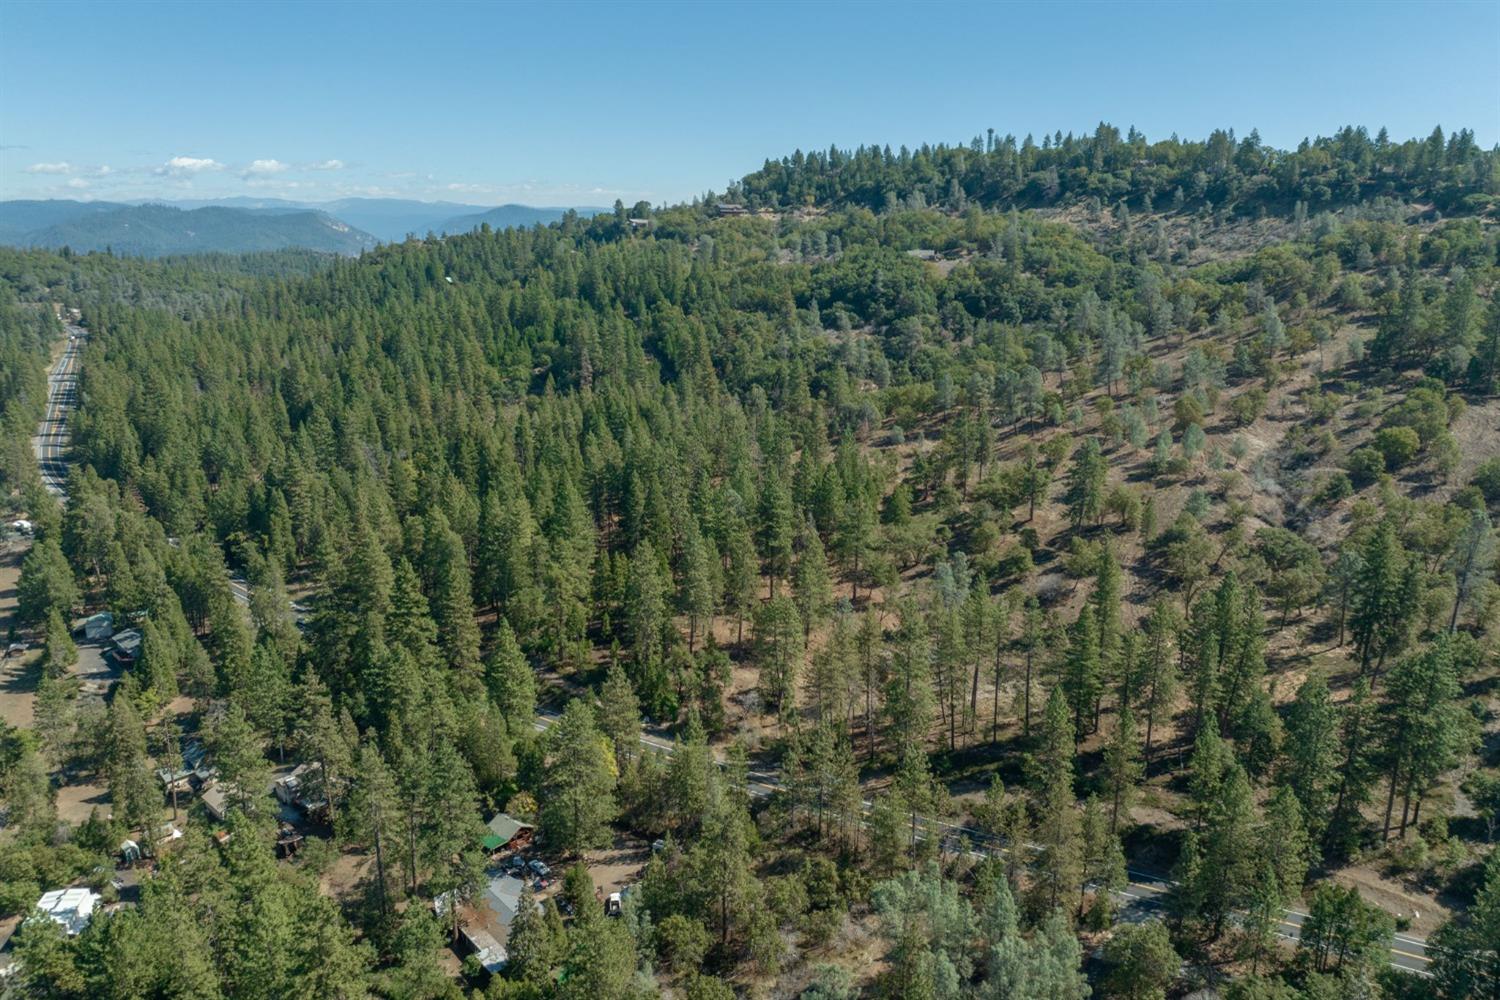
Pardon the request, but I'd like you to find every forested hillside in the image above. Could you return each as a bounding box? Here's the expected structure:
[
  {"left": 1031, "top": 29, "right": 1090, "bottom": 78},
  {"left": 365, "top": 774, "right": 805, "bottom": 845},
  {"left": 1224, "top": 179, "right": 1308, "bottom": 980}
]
[{"left": 1, "top": 126, "right": 1498, "bottom": 1000}]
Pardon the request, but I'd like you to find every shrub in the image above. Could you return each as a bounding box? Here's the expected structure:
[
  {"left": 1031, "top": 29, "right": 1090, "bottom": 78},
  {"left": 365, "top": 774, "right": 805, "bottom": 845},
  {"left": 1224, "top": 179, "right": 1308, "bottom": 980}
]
[
  {"left": 1314, "top": 472, "right": 1354, "bottom": 506},
  {"left": 1345, "top": 447, "right": 1386, "bottom": 485},
  {"left": 1372, "top": 425, "right": 1421, "bottom": 470},
  {"left": 1229, "top": 388, "right": 1267, "bottom": 426},
  {"left": 1470, "top": 457, "right": 1500, "bottom": 506}
]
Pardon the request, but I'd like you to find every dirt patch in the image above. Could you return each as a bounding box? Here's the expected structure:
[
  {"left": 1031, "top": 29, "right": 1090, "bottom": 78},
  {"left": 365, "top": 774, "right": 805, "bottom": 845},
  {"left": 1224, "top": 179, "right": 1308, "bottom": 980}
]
[
  {"left": 55, "top": 779, "right": 112, "bottom": 825},
  {"left": 0, "top": 540, "right": 39, "bottom": 729},
  {"left": 1333, "top": 865, "right": 1447, "bottom": 937},
  {"left": 1450, "top": 398, "right": 1500, "bottom": 486},
  {"left": 321, "top": 848, "right": 377, "bottom": 902},
  {"left": 581, "top": 833, "right": 651, "bottom": 897}
]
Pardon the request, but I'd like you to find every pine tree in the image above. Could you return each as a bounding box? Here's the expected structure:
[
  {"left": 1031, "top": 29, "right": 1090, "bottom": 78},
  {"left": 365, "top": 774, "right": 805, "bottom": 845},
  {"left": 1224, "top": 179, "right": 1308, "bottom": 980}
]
[
  {"left": 1079, "top": 794, "right": 1126, "bottom": 924},
  {"left": 756, "top": 469, "right": 796, "bottom": 596},
  {"left": 679, "top": 520, "right": 719, "bottom": 652},
  {"left": 1137, "top": 601, "right": 1178, "bottom": 762},
  {"left": 687, "top": 793, "right": 754, "bottom": 945},
  {"left": 1030, "top": 687, "right": 1081, "bottom": 915},
  {"left": 422, "top": 514, "right": 481, "bottom": 676},
  {"left": 16, "top": 537, "right": 79, "bottom": 625},
  {"left": 792, "top": 516, "right": 834, "bottom": 640},
  {"left": 1448, "top": 506, "right": 1495, "bottom": 630},
  {"left": 721, "top": 513, "right": 759, "bottom": 645},
  {"left": 1280, "top": 672, "right": 1340, "bottom": 844},
  {"left": 1063, "top": 437, "right": 1107, "bottom": 529},
  {"left": 1429, "top": 848, "right": 1500, "bottom": 1000},
  {"left": 484, "top": 621, "right": 536, "bottom": 734},
  {"left": 1091, "top": 546, "right": 1124, "bottom": 725},
  {"left": 1102, "top": 708, "right": 1142, "bottom": 833},
  {"left": 625, "top": 540, "right": 668, "bottom": 668},
  {"left": 41, "top": 607, "right": 76, "bottom": 680},
  {"left": 505, "top": 884, "right": 557, "bottom": 985},
  {"left": 106, "top": 694, "right": 158, "bottom": 834},
  {"left": 1350, "top": 520, "right": 1419, "bottom": 677},
  {"left": 211, "top": 700, "right": 272, "bottom": 819},
  {"left": 1060, "top": 611, "right": 1101, "bottom": 740},
  {"left": 754, "top": 595, "right": 803, "bottom": 726},
  {"left": 541, "top": 700, "right": 618, "bottom": 855},
  {"left": 1325, "top": 678, "right": 1378, "bottom": 859},
  {"left": 596, "top": 660, "right": 642, "bottom": 768},
  {"left": 346, "top": 739, "right": 401, "bottom": 917},
  {"left": 1380, "top": 634, "right": 1471, "bottom": 840},
  {"left": 293, "top": 674, "right": 355, "bottom": 828},
  {"left": 1101, "top": 920, "right": 1179, "bottom": 1000}
]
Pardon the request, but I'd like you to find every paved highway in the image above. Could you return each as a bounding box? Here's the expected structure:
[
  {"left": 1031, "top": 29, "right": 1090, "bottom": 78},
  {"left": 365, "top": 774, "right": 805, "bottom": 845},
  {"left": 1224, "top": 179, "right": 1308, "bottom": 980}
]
[
  {"left": 533, "top": 707, "right": 1435, "bottom": 975},
  {"left": 32, "top": 325, "right": 85, "bottom": 501}
]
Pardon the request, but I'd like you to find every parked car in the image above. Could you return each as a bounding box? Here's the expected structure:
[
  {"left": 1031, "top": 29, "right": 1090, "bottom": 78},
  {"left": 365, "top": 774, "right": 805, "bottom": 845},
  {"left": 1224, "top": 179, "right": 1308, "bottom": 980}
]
[
  {"left": 505, "top": 854, "right": 527, "bottom": 873},
  {"left": 527, "top": 859, "right": 551, "bottom": 879}
]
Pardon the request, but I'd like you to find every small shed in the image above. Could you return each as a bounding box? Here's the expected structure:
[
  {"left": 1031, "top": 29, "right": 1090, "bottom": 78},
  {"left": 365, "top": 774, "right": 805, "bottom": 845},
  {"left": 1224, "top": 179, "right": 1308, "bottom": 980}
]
[
  {"left": 482, "top": 812, "right": 535, "bottom": 853},
  {"left": 33, "top": 888, "right": 99, "bottom": 936}
]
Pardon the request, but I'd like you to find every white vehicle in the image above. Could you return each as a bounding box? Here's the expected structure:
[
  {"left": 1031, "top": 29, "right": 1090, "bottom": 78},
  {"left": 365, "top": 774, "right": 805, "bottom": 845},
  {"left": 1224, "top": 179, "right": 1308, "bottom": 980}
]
[{"left": 527, "top": 859, "right": 551, "bottom": 879}]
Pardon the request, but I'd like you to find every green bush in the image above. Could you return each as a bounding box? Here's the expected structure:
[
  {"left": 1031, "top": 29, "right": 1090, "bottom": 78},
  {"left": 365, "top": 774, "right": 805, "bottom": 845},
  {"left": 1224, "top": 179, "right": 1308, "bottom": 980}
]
[
  {"left": 1372, "top": 425, "right": 1421, "bottom": 469},
  {"left": 1345, "top": 446, "right": 1387, "bottom": 485},
  {"left": 1471, "top": 457, "right": 1500, "bottom": 505}
]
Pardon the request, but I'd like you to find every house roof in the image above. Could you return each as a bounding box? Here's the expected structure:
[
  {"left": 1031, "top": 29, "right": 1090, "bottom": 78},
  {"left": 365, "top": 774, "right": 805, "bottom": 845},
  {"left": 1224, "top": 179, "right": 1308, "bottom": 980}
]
[
  {"left": 112, "top": 629, "right": 142, "bottom": 657},
  {"left": 461, "top": 927, "right": 508, "bottom": 973},
  {"left": 483, "top": 874, "right": 530, "bottom": 927},
  {"left": 200, "top": 781, "right": 228, "bottom": 820},
  {"left": 484, "top": 813, "right": 533, "bottom": 844},
  {"left": 35, "top": 888, "right": 99, "bottom": 935}
]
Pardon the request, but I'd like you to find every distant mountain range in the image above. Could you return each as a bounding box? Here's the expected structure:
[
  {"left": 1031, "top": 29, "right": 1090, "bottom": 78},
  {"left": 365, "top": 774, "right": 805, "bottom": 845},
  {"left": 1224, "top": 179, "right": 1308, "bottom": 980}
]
[{"left": 0, "top": 198, "right": 611, "bottom": 256}]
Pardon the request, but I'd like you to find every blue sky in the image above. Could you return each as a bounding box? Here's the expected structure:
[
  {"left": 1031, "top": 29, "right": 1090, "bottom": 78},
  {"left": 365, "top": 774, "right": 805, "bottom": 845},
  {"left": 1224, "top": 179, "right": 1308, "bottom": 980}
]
[{"left": 3, "top": 0, "right": 1497, "bottom": 207}]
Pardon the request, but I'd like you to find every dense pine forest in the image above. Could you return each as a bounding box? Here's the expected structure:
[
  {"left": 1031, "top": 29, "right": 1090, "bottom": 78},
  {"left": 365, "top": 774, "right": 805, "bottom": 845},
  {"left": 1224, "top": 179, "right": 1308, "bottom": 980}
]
[{"left": 2, "top": 125, "right": 1499, "bottom": 1000}]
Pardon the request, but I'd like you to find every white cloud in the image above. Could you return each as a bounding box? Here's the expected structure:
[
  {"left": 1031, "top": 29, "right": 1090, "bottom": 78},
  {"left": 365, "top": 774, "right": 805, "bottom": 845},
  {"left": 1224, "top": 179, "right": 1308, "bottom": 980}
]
[
  {"left": 245, "top": 178, "right": 311, "bottom": 190},
  {"left": 66, "top": 178, "right": 90, "bottom": 190},
  {"left": 309, "top": 159, "right": 344, "bottom": 171},
  {"left": 95, "top": 165, "right": 113, "bottom": 176},
  {"left": 25, "top": 161, "right": 71, "bottom": 175},
  {"left": 156, "top": 156, "right": 223, "bottom": 176},
  {"left": 243, "top": 158, "right": 288, "bottom": 176}
]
